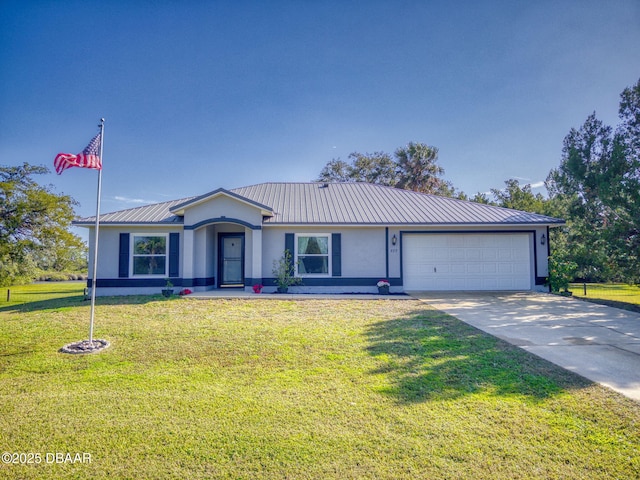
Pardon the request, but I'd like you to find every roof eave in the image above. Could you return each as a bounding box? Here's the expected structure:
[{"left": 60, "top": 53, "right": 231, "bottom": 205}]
[
  {"left": 260, "top": 221, "right": 566, "bottom": 227},
  {"left": 72, "top": 221, "right": 184, "bottom": 228},
  {"left": 73, "top": 219, "right": 565, "bottom": 228}
]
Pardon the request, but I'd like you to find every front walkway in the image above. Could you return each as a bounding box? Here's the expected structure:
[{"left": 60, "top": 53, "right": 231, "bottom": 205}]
[{"left": 411, "top": 291, "right": 640, "bottom": 402}]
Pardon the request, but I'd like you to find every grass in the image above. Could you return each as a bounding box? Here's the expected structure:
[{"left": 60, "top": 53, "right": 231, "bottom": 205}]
[
  {"left": 570, "top": 283, "right": 640, "bottom": 312},
  {"left": 1, "top": 282, "right": 85, "bottom": 309},
  {"left": 1, "top": 294, "right": 639, "bottom": 479}
]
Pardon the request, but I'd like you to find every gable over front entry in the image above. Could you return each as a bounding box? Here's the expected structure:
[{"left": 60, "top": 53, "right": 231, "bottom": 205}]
[{"left": 74, "top": 182, "right": 564, "bottom": 296}]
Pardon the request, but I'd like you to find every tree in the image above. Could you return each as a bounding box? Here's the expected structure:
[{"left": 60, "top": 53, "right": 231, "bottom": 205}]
[
  {"left": 546, "top": 114, "right": 620, "bottom": 281},
  {"left": 546, "top": 78, "right": 640, "bottom": 283},
  {"left": 490, "top": 179, "right": 547, "bottom": 213},
  {"left": 609, "top": 79, "right": 640, "bottom": 282},
  {"left": 395, "top": 142, "right": 454, "bottom": 195},
  {"left": 316, "top": 158, "right": 352, "bottom": 183},
  {"left": 317, "top": 152, "right": 396, "bottom": 186},
  {"left": 470, "top": 192, "right": 492, "bottom": 204},
  {"left": 316, "top": 142, "right": 455, "bottom": 196},
  {"left": 346, "top": 152, "right": 397, "bottom": 186},
  {"left": 0, "top": 163, "right": 86, "bottom": 285}
]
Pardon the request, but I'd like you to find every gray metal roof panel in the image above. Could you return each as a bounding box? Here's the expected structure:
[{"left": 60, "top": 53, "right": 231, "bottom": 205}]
[
  {"left": 232, "top": 183, "right": 564, "bottom": 225},
  {"left": 74, "top": 182, "right": 565, "bottom": 226},
  {"left": 74, "top": 197, "right": 194, "bottom": 225}
]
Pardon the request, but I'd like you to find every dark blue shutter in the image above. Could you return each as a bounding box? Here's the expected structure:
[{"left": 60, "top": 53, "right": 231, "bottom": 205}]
[
  {"left": 169, "top": 233, "right": 179, "bottom": 278},
  {"left": 285, "top": 233, "right": 294, "bottom": 255},
  {"left": 118, "top": 233, "right": 130, "bottom": 278},
  {"left": 285, "top": 233, "right": 295, "bottom": 273},
  {"left": 332, "top": 233, "right": 341, "bottom": 277}
]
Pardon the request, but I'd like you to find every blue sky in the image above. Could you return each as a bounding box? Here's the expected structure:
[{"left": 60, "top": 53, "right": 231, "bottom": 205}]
[{"left": 1, "top": 0, "right": 639, "bottom": 225}]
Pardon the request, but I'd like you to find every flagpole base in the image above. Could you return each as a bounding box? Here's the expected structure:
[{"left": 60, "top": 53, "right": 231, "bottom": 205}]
[{"left": 60, "top": 339, "right": 110, "bottom": 355}]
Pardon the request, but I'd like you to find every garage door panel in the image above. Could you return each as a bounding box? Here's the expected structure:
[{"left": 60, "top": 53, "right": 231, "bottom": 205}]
[
  {"left": 483, "top": 264, "right": 497, "bottom": 274},
  {"left": 465, "top": 249, "right": 482, "bottom": 261},
  {"left": 513, "top": 263, "right": 530, "bottom": 275},
  {"left": 449, "top": 236, "right": 465, "bottom": 247},
  {"left": 403, "top": 233, "right": 531, "bottom": 291},
  {"left": 514, "top": 250, "right": 529, "bottom": 261},
  {"left": 483, "top": 278, "right": 499, "bottom": 289},
  {"left": 450, "top": 264, "right": 466, "bottom": 274},
  {"left": 449, "top": 249, "right": 465, "bottom": 261},
  {"left": 482, "top": 248, "right": 498, "bottom": 261},
  {"left": 497, "top": 263, "right": 513, "bottom": 274},
  {"left": 466, "top": 264, "right": 482, "bottom": 274}
]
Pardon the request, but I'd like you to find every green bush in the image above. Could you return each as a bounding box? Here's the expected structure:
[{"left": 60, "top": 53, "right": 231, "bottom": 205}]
[
  {"left": 548, "top": 257, "right": 578, "bottom": 293},
  {"left": 35, "top": 271, "right": 88, "bottom": 282}
]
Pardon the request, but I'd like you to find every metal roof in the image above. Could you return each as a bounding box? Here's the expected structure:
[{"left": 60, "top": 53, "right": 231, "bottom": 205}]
[
  {"left": 75, "top": 197, "right": 194, "bottom": 225},
  {"left": 74, "top": 182, "right": 564, "bottom": 226}
]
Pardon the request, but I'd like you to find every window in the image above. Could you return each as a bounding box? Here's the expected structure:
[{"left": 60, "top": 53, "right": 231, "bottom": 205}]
[
  {"left": 296, "top": 234, "right": 330, "bottom": 275},
  {"left": 132, "top": 235, "right": 167, "bottom": 276}
]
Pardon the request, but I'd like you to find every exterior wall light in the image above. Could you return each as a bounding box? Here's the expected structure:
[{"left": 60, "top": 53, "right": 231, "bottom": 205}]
[
  {"left": 391, "top": 234, "right": 397, "bottom": 246},
  {"left": 540, "top": 234, "right": 546, "bottom": 246}
]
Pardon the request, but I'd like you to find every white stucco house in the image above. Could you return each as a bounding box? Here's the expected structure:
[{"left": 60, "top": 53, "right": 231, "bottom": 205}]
[{"left": 74, "top": 182, "right": 564, "bottom": 295}]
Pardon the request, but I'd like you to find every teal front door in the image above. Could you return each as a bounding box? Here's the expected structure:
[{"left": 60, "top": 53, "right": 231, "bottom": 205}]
[{"left": 218, "top": 233, "right": 244, "bottom": 287}]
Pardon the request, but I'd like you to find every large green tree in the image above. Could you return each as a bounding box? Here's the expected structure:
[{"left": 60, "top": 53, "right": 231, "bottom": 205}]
[
  {"left": 611, "top": 80, "right": 640, "bottom": 280},
  {"left": 547, "top": 78, "right": 640, "bottom": 282},
  {"left": 316, "top": 142, "right": 455, "bottom": 196},
  {"left": 394, "top": 142, "right": 455, "bottom": 195},
  {"left": 317, "top": 152, "right": 397, "bottom": 186},
  {"left": 490, "top": 179, "right": 548, "bottom": 213},
  {"left": 0, "top": 163, "right": 86, "bottom": 285}
]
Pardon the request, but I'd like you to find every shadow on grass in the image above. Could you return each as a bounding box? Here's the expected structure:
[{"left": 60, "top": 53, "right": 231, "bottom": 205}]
[
  {"left": 0, "top": 294, "right": 178, "bottom": 314},
  {"left": 365, "top": 308, "right": 592, "bottom": 403}
]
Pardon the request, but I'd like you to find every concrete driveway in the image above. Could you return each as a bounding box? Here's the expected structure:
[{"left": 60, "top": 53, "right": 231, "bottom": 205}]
[{"left": 410, "top": 291, "right": 640, "bottom": 402}]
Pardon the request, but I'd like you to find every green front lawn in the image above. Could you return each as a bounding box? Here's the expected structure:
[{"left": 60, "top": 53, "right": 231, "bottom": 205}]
[
  {"left": 1, "top": 296, "right": 639, "bottom": 479},
  {"left": 1, "top": 282, "right": 85, "bottom": 308},
  {"left": 570, "top": 283, "right": 640, "bottom": 311}
]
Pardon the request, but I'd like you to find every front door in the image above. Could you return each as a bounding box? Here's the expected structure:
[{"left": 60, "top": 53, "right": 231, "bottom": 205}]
[{"left": 218, "top": 233, "right": 245, "bottom": 287}]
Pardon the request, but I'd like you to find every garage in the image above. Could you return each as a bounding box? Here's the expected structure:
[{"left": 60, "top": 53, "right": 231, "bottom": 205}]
[{"left": 402, "top": 233, "right": 532, "bottom": 291}]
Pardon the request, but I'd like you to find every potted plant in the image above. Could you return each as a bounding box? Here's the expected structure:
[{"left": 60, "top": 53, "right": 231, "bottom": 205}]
[
  {"left": 377, "top": 279, "right": 390, "bottom": 295},
  {"left": 162, "top": 279, "right": 174, "bottom": 297},
  {"left": 252, "top": 284, "right": 263, "bottom": 294},
  {"left": 272, "top": 250, "right": 302, "bottom": 293}
]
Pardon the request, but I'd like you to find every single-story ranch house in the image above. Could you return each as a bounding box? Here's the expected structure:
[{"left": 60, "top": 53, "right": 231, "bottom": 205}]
[{"left": 74, "top": 182, "right": 564, "bottom": 295}]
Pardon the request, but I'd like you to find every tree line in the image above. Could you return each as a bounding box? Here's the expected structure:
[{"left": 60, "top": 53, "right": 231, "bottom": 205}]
[
  {"left": 317, "top": 78, "right": 640, "bottom": 285},
  {"left": 0, "top": 164, "right": 87, "bottom": 286}
]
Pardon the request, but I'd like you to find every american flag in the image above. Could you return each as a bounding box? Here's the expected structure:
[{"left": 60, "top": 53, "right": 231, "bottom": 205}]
[{"left": 54, "top": 132, "right": 102, "bottom": 175}]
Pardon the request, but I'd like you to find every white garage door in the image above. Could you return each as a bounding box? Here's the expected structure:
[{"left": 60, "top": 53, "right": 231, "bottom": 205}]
[{"left": 403, "top": 233, "right": 532, "bottom": 291}]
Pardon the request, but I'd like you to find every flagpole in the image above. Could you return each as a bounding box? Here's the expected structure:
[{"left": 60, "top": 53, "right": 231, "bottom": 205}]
[{"left": 88, "top": 118, "right": 105, "bottom": 344}]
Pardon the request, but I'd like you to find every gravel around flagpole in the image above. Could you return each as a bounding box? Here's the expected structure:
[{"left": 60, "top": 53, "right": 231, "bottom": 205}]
[{"left": 60, "top": 339, "right": 110, "bottom": 354}]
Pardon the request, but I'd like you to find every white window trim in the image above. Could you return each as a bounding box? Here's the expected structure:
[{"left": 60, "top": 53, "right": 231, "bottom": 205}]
[
  {"left": 130, "top": 233, "right": 169, "bottom": 277},
  {"left": 294, "top": 233, "right": 331, "bottom": 277}
]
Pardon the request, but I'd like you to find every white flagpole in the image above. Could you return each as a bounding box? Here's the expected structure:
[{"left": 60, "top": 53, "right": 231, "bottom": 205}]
[{"left": 88, "top": 118, "right": 105, "bottom": 344}]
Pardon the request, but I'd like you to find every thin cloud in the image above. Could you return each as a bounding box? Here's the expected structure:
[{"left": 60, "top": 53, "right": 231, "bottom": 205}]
[
  {"left": 507, "top": 177, "right": 546, "bottom": 189},
  {"left": 113, "top": 195, "right": 156, "bottom": 205}
]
